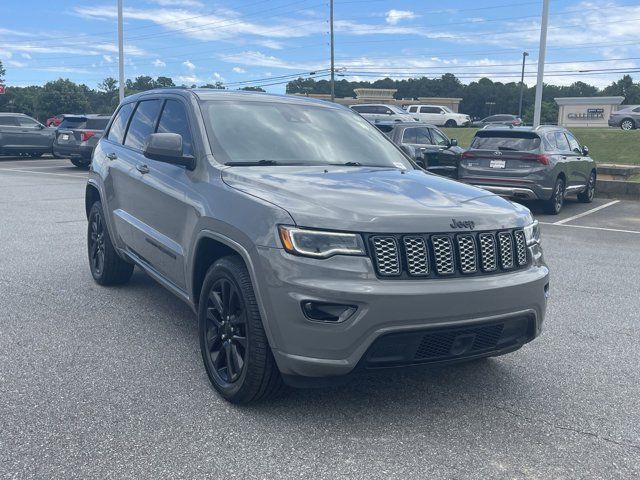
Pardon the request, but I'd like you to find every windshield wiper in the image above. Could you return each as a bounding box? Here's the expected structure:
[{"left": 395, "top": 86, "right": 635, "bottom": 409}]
[
  {"left": 328, "top": 162, "right": 394, "bottom": 168},
  {"left": 225, "top": 159, "right": 284, "bottom": 166}
]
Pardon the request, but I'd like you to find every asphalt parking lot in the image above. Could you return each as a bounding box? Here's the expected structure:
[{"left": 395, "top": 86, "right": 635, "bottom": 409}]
[{"left": 1, "top": 156, "right": 639, "bottom": 479}]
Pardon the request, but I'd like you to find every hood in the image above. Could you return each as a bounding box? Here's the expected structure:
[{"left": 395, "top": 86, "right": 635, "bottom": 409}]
[{"left": 222, "top": 166, "right": 532, "bottom": 233}]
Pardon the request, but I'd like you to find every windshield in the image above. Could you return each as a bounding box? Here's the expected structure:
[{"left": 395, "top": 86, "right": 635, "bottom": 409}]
[
  {"left": 388, "top": 105, "right": 410, "bottom": 115},
  {"left": 201, "top": 100, "right": 414, "bottom": 168},
  {"left": 441, "top": 106, "right": 453, "bottom": 113}
]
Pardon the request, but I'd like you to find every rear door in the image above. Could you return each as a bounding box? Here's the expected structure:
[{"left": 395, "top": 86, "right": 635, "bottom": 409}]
[
  {"left": 0, "top": 115, "right": 22, "bottom": 150},
  {"left": 564, "top": 131, "right": 588, "bottom": 187}
]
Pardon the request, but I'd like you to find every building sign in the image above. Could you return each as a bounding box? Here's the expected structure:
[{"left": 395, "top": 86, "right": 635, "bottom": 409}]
[
  {"left": 0, "top": 85, "right": 5, "bottom": 95},
  {"left": 568, "top": 108, "right": 604, "bottom": 120}
]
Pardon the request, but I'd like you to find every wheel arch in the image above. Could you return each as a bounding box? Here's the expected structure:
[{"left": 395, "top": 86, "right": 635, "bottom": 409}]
[{"left": 85, "top": 182, "right": 101, "bottom": 219}]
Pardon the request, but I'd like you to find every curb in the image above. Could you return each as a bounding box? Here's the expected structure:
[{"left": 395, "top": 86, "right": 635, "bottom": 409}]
[{"left": 596, "top": 179, "right": 640, "bottom": 200}]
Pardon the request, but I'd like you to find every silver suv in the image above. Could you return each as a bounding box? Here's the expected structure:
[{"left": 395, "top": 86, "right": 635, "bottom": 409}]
[
  {"left": 459, "top": 126, "right": 596, "bottom": 214},
  {"left": 350, "top": 104, "right": 418, "bottom": 123},
  {"left": 86, "top": 89, "right": 549, "bottom": 403}
]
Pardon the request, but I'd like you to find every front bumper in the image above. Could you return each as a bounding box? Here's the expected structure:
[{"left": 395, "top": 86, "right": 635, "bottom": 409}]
[
  {"left": 254, "top": 244, "right": 549, "bottom": 378},
  {"left": 608, "top": 118, "right": 620, "bottom": 127}
]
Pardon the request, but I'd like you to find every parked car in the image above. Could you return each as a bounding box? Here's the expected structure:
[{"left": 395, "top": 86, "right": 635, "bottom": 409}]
[
  {"left": 472, "top": 114, "right": 523, "bottom": 128},
  {"left": 349, "top": 104, "right": 418, "bottom": 123},
  {"left": 459, "top": 125, "right": 596, "bottom": 214},
  {"left": 405, "top": 104, "right": 470, "bottom": 127},
  {"left": 0, "top": 113, "right": 55, "bottom": 157},
  {"left": 46, "top": 114, "right": 66, "bottom": 128},
  {"left": 86, "top": 89, "right": 549, "bottom": 403},
  {"left": 374, "top": 121, "right": 463, "bottom": 178},
  {"left": 608, "top": 105, "right": 640, "bottom": 130},
  {"left": 53, "top": 114, "right": 111, "bottom": 168}
]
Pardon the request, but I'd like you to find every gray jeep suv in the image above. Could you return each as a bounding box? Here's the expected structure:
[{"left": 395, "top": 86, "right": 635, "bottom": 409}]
[{"left": 86, "top": 89, "right": 549, "bottom": 403}]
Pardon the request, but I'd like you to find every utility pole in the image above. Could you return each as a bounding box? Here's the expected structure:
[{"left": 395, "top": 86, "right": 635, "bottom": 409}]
[
  {"left": 117, "top": 0, "right": 125, "bottom": 102},
  {"left": 518, "top": 51, "right": 528, "bottom": 120},
  {"left": 329, "top": 0, "right": 335, "bottom": 102},
  {"left": 533, "top": 0, "right": 549, "bottom": 127}
]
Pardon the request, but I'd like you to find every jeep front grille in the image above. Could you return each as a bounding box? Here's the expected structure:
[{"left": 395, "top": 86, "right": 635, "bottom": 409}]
[{"left": 368, "top": 229, "right": 527, "bottom": 279}]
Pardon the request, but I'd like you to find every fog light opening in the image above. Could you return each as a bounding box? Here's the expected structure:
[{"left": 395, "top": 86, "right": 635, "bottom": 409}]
[{"left": 301, "top": 301, "right": 357, "bottom": 323}]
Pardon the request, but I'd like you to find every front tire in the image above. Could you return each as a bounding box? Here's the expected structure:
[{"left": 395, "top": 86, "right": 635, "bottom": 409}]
[
  {"left": 577, "top": 171, "right": 596, "bottom": 203},
  {"left": 543, "top": 177, "right": 565, "bottom": 215},
  {"left": 444, "top": 119, "right": 457, "bottom": 128},
  {"left": 621, "top": 118, "right": 635, "bottom": 130},
  {"left": 87, "top": 201, "right": 134, "bottom": 285},
  {"left": 198, "top": 256, "right": 283, "bottom": 404}
]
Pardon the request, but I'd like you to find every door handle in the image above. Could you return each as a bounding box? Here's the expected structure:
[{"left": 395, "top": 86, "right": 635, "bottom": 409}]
[
  {"left": 136, "top": 163, "right": 150, "bottom": 174},
  {"left": 106, "top": 152, "right": 117, "bottom": 160}
]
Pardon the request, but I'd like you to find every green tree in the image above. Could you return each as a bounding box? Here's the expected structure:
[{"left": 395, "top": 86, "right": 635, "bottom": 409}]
[
  {"left": 156, "top": 76, "right": 175, "bottom": 88},
  {"left": 0, "top": 59, "right": 5, "bottom": 83},
  {"left": 36, "top": 79, "right": 90, "bottom": 120},
  {"left": 239, "top": 86, "right": 265, "bottom": 92}
]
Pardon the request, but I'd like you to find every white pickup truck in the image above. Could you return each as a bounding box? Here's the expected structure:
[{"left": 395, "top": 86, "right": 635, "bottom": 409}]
[{"left": 405, "top": 105, "right": 470, "bottom": 127}]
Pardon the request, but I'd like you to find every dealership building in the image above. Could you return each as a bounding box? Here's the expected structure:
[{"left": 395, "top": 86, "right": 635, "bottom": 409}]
[{"left": 554, "top": 96, "right": 624, "bottom": 128}]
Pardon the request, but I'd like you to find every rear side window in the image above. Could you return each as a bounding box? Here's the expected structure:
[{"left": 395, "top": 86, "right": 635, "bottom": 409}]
[
  {"left": 0, "top": 116, "right": 19, "bottom": 126},
  {"left": 553, "top": 131, "right": 571, "bottom": 152},
  {"left": 471, "top": 133, "right": 541, "bottom": 151},
  {"left": 124, "top": 100, "right": 162, "bottom": 150},
  {"left": 408, "top": 106, "right": 418, "bottom": 113},
  {"left": 86, "top": 118, "right": 110, "bottom": 130},
  {"left": 156, "top": 100, "right": 194, "bottom": 156},
  {"left": 402, "top": 127, "right": 432, "bottom": 145},
  {"left": 17, "top": 116, "right": 40, "bottom": 127},
  {"left": 107, "top": 103, "right": 134, "bottom": 144},
  {"left": 60, "top": 117, "right": 87, "bottom": 129}
]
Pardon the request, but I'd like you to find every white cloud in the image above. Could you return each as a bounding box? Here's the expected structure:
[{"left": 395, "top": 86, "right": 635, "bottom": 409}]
[
  {"left": 183, "top": 60, "right": 196, "bottom": 70},
  {"left": 7, "top": 60, "right": 27, "bottom": 68},
  {"left": 232, "top": 66, "right": 245, "bottom": 73},
  {"left": 148, "top": 0, "right": 204, "bottom": 6},
  {"left": 385, "top": 10, "right": 416, "bottom": 25},
  {"left": 177, "top": 74, "right": 202, "bottom": 84},
  {"left": 255, "top": 39, "right": 284, "bottom": 50},
  {"left": 213, "top": 72, "right": 225, "bottom": 82},
  {"left": 220, "top": 51, "right": 321, "bottom": 70},
  {"left": 153, "top": 59, "right": 167, "bottom": 67},
  {"left": 102, "top": 54, "right": 113, "bottom": 63},
  {"left": 21, "top": 53, "right": 32, "bottom": 59}
]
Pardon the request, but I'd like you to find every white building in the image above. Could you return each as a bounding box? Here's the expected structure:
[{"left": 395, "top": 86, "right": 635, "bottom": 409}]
[{"left": 555, "top": 96, "right": 624, "bottom": 128}]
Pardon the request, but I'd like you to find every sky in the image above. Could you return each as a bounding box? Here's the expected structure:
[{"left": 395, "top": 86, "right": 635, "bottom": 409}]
[{"left": 0, "top": 0, "right": 639, "bottom": 92}]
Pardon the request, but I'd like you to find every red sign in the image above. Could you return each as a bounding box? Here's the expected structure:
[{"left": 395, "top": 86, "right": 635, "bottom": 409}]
[{"left": 0, "top": 85, "right": 5, "bottom": 94}]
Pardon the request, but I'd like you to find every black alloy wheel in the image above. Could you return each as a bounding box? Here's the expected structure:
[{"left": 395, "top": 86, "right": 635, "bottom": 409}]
[
  {"left": 204, "top": 278, "right": 248, "bottom": 384},
  {"left": 543, "top": 177, "right": 565, "bottom": 215},
  {"left": 89, "top": 209, "right": 106, "bottom": 277},
  {"left": 578, "top": 171, "right": 596, "bottom": 203}
]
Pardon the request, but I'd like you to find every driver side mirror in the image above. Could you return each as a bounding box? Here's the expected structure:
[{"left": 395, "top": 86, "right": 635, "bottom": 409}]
[
  {"left": 449, "top": 138, "right": 458, "bottom": 147},
  {"left": 582, "top": 145, "right": 589, "bottom": 156},
  {"left": 144, "top": 133, "right": 196, "bottom": 170}
]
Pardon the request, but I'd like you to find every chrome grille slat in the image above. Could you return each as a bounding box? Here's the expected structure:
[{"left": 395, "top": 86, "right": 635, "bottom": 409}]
[
  {"left": 478, "top": 233, "right": 497, "bottom": 272},
  {"left": 431, "top": 235, "right": 455, "bottom": 275},
  {"left": 403, "top": 236, "right": 429, "bottom": 276},
  {"left": 371, "top": 236, "right": 400, "bottom": 276},
  {"left": 457, "top": 234, "right": 477, "bottom": 274},
  {"left": 497, "top": 231, "right": 514, "bottom": 269},
  {"left": 514, "top": 230, "right": 527, "bottom": 266}
]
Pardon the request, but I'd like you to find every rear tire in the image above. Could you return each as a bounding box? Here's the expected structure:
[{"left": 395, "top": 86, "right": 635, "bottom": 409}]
[
  {"left": 87, "top": 201, "right": 134, "bottom": 285},
  {"left": 71, "top": 158, "right": 91, "bottom": 168},
  {"left": 444, "top": 120, "right": 457, "bottom": 128},
  {"left": 577, "top": 171, "right": 596, "bottom": 203},
  {"left": 543, "top": 177, "right": 565, "bottom": 215},
  {"left": 620, "top": 118, "right": 635, "bottom": 130},
  {"left": 198, "top": 255, "right": 283, "bottom": 404}
]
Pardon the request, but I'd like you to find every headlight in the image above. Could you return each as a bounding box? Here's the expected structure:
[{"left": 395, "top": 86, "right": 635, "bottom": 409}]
[
  {"left": 278, "top": 226, "right": 366, "bottom": 258},
  {"left": 523, "top": 220, "right": 541, "bottom": 246}
]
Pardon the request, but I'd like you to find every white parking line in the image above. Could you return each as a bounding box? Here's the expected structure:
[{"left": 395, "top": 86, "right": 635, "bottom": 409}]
[
  {"left": 553, "top": 200, "right": 620, "bottom": 225},
  {"left": 0, "top": 168, "right": 86, "bottom": 179},
  {"left": 540, "top": 222, "right": 640, "bottom": 235}
]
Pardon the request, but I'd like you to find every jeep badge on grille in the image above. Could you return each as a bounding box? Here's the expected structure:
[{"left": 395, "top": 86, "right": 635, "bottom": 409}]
[{"left": 450, "top": 219, "right": 475, "bottom": 230}]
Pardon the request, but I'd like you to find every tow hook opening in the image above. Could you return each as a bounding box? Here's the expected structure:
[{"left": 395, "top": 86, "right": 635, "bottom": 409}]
[{"left": 301, "top": 301, "right": 357, "bottom": 323}]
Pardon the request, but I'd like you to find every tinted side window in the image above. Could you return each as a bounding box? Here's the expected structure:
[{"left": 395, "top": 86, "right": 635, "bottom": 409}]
[
  {"left": 0, "top": 116, "right": 19, "bottom": 126},
  {"left": 484, "top": 116, "right": 497, "bottom": 122},
  {"left": 430, "top": 128, "right": 449, "bottom": 146},
  {"left": 633, "top": 107, "right": 640, "bottom": 113},
  {"left": 351, "top": 105, "right": 364, "bottom": 113},
  {"left": 565, "top": 132, "right": 582, "bottom": 154},
  {"left": 553, "top": 131, "right": 571, "bottom": 152},
  {"left": 107, "top": 103, "right": 134, "bottom": 144},
  {"left": 408, "top": 106, "right": 417, "bottom": 113},
  {"left": 156, "top": 100, "right": 194, "bottom": 156},
  {"left": 124, "top": 100, "right": 162, "bottom": 150},
  {"left": 402, "top": 128, "right": 417, "bottom": 144},
  {"left": 18, "top": 116, "right": 40, "bottom": 127}
]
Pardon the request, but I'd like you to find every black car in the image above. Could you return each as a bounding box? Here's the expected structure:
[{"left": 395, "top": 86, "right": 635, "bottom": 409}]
[
  {"left": 374, "top": 121, "right": 463, "bottom": 178},
  {"left": 472, "top": 114, "right": 523, "bottom": 128},
  {"left": 53, "top": 115, "right": 111, "bottom": 168}
]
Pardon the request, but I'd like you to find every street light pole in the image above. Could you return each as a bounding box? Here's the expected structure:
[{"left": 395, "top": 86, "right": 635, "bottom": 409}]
[
  {"left": 117, "top": 0, "right": 125, "bottom": 102},
  {"left": 518, "top": 51, "right": 528, "bottom": 120},
  {"left": 329, "top": 0, "right": 335, "bottom": 102},
  {"left": 533, "top": 0, "right": 549, "bottom": 127}
]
